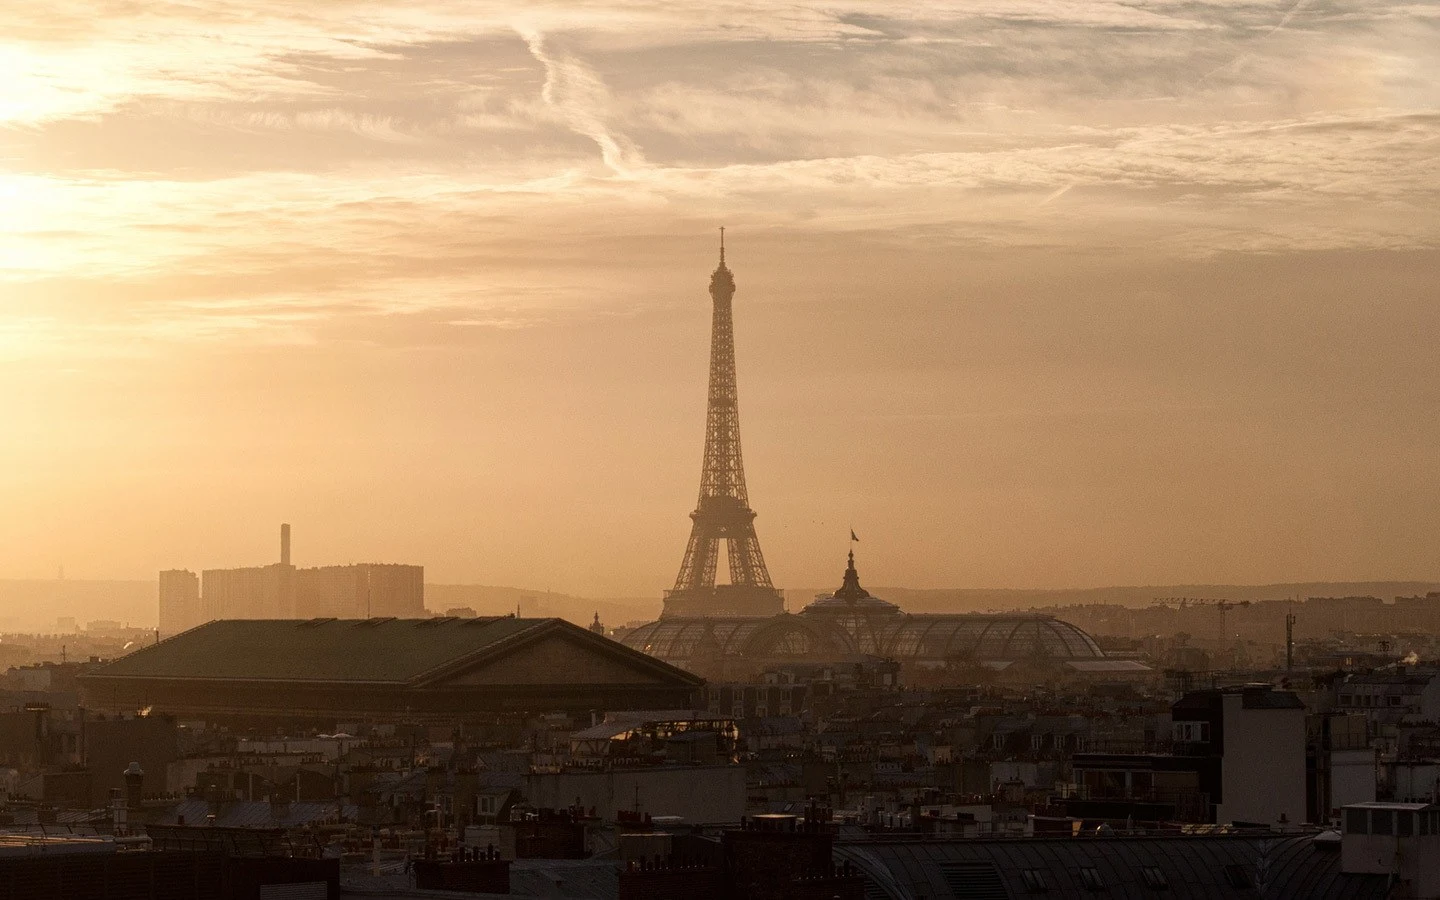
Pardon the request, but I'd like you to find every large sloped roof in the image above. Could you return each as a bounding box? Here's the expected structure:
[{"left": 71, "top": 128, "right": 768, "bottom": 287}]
[
  {"left": 84, "top": 617, "right": 699, "bottom": 686},
  {"left": 834, "top": 833, "right": 1387, "bottom": 900}
]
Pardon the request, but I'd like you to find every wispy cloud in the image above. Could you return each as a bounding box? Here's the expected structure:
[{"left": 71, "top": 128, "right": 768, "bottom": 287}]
[
  {"left": 516, "top": 26, "right": 644, "bottom": 175},
  {"left": 0, "top": 0, "right": 1436, "bottom": 351}
]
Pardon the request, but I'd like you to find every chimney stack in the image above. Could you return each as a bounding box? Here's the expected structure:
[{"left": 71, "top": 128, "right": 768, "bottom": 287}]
[
  {"left": 123, "top": 761, "right": 145, "bottom": 810},
  {"left": 281, "top": 523, "right": 291, "bottom": 566}
]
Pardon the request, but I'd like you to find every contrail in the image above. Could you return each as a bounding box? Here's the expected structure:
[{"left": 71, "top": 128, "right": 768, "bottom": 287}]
[
  {"left": 516, "top": 26, "right": 643, "bottom": 176},
  {"left": 1039, "top": 183, "right": 1074, "bottom": 206},
  {"left": 1199, "top": 0, "right": 1314, "bottom": 85},
  {"left": 1267, "top": 0, "right": 1314, "bottom": 36}
]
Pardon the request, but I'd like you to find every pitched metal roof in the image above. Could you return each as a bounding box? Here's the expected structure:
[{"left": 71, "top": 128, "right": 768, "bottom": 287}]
[
  {"left": 832, "top": 833, "right": 1390, "bottom": 900},
  {"left": 83, "top": 617, "right": 701, "bottom": 686},
  {"left": 153, "top": 799, "right": 356, "bottom": 829}
]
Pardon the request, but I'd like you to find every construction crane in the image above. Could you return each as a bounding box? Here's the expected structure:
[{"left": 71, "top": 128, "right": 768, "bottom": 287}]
[{"left": 1155, "top": 597, "right": 1252, "bottom": 642}]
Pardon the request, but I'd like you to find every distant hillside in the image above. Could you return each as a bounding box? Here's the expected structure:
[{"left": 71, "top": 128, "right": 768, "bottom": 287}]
[
  {"left": 0, "top": 580, "right": 157, "bottom": 632},
  {"left": 832, "top": 582, "right": 1440, "bottom": 614},
  {"left": 5, "top": 578, "right": 1435, "bottom": 635},
  {"left": 424, "top": 585, "right": 658, "bottom": 628}
]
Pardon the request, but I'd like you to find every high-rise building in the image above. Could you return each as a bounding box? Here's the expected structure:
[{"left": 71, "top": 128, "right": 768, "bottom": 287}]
[
  {"left": 157, "top": 569, "right": 201, "bottom": 636},
  {"left": 166, "top": 524, "right": 424, "bottom": 627},
  {"left": 296, "top": 563, "right": 424, "bottom": 618},
  {"left": 664, "top": 231, "right": 784, "bottom": 618},
  {"left": 201, "top": 561, "right": 294, "bottom": 620}
]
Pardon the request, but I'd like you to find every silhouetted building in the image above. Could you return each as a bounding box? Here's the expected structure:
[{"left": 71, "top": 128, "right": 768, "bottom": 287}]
[
  {"left": 296, "top": 564, "right": 423, "bottom": 618},
  {"left": 1342, "top": 802, "right": 1440, "bottom": 897},
  {"left": 174, "top": 524, "right": 423, "bottom": 628},
  {"left": 157, "top": 569, "right": 201, "bottom": 635},
  {"left": 78, "top": 617, "right": 702, "bottom": 724},
  {"left": 0, "top": 834, "right": 338, "bottom": 900},
  {"left": 82, "top": 714, "right": 179, "bottom": 806},
  {"left": 1337, "top": 670, "right": 1440, "bottom": 726},
  {"left": 831, "top": 831, "right": 1389, "bottom": 899},
  {"left": 626, "top": 550, "right": 1146, "bottom": 680},
  {"left": 202, "top": 521, "right": 296, "bottom": 621},
  {"left": 1071, "top": 684, "right": 1306, "bottom": 826}
]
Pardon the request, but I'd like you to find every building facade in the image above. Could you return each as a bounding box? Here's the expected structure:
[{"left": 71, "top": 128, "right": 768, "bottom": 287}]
[
  {"left": 1071, "top": 685, "right": 1308, "bottom": 826},
  {"left": 295, "top": 563, "right": 424, "bottom": 618},
  {"left": 163, "top": 525, "right": 425, "bottom": 633},
  {"left": 157, "top": 569, "right": 201, "bottom": 635}
]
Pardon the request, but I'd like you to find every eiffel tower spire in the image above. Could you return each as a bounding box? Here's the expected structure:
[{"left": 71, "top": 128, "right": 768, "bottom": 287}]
[{"left": 663, "top": 231, "right": 784, "bottom": 618}]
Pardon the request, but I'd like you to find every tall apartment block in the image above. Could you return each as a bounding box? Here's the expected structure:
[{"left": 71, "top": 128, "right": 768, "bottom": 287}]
[
  {"left": 158, "top": 524, "right": 424, "bottom": 634},
  {"left": 157, "top": 569, "right": 202, "bottom": 635}
]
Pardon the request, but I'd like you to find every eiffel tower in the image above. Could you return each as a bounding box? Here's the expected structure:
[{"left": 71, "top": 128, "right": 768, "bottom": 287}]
[{"left": 662, "top": 230, "right": 784, "bottom": 618}]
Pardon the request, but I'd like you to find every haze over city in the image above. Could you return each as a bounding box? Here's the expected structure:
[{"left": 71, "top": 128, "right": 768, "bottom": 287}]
[
  {"left": 7, "top": 5, "right": 1440, "bottom": 898},
  {"left": 3, "top": 0, "right": 1439, "bottom": 603}
]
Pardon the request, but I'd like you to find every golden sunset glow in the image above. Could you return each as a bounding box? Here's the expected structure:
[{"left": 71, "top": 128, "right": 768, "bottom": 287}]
[{"left": 2, "top": 1, "right": 1438, "bottom": 626}]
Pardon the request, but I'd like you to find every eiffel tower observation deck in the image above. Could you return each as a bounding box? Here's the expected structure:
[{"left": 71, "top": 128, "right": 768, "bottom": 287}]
[{"left": 663, "top": 231, "right": 785, "bottom": 619}]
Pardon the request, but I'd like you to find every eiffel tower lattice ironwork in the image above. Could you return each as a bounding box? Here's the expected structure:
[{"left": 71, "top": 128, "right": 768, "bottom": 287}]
[{"left": 663, "top": 230, "right": 784, "bottom": 618}]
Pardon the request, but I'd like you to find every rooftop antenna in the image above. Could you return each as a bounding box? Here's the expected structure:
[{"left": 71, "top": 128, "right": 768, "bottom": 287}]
[
  {"left": 1285, "top": 609, "right": 1296, "bottom": 672},
  {"left": 719, "top": 226, "right": 725, "bottom": 267}
]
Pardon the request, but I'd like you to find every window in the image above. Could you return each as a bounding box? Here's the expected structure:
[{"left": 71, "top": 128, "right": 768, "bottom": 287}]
[
  {"left": 1398, "top": 812, "right": 1413, "bottom": 837},
  {"left": 1340, "top": 694, "right": 1352, "bottom": 705},
  {"left": 1346, "top": 808, "right": 1368, "bottom": 835},
  {"left": 1172, "top": 722, "right": 1209, "bottom": 743},
  {"left": 1079, "top": 867, "right": 1105, "bottom": 891},
  {"left": 1223, "top": 865, "right": 1254, "bottom": 889},
  {"left": 1031, "top": 734, "right": 1046, "bottom": 752},
  {"left": 1020, "top": 869, "right": 1049, "bottom": 893},
  {"left": 1139, "top": 867, "right": 1169, "bottom": 890},
  {"left": 1390, "top": 696, "right": 1403, "bottom": 707},
  {"left": 1373, "top": 810, "right": 1394, "bottom": 835}
]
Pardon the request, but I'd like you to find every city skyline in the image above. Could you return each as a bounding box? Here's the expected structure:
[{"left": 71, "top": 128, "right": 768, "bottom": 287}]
[{"left": 3, "top": 2, "right": 1439, "bottom": 596}]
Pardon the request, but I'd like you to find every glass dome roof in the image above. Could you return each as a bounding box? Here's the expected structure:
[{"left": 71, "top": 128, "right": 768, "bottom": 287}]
[{"left": 619, "top": 612, "right": 1104, "bottom": 664}]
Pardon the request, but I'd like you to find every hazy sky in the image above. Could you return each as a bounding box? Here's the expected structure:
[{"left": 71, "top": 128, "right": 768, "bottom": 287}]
[{"left": 2, "top": 1, "right": 1438, "bottom": 596}]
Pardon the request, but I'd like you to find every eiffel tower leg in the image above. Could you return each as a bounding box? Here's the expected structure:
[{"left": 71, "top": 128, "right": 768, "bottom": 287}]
[{"left": 674, "top": 528, "right": 719, "bottom": 593}]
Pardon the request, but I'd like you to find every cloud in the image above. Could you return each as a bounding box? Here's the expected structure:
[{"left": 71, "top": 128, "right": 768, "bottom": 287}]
[
  {"left": 515, "top": 26, "right": 644, "bottom": 175},
  {"left": 0, "top": 0, "right": 1436, "bottom": 353}
]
